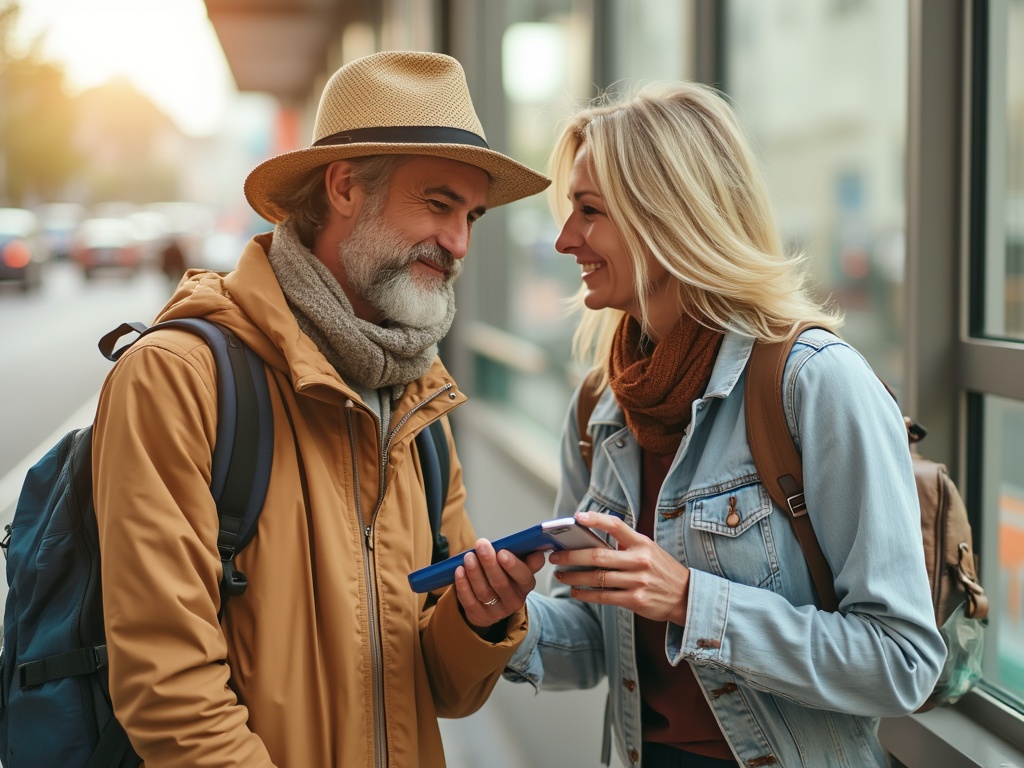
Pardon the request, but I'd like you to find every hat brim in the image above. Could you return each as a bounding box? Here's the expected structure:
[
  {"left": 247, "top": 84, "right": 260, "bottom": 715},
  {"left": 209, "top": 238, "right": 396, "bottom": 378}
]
[{"left": 245, "top": 142, "right": 551, "bottom": 224}]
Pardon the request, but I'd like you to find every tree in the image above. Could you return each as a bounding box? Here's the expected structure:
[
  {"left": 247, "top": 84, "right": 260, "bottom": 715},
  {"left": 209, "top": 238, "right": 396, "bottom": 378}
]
[
  {"left": 0, "top": 2, "right": 82, "bottom": 206},
  {"left": 0, "top": 2, "right": 182, "bottom": 207},
  {"left": 74, "top": 76, "right": 181, "bottom": 203}
]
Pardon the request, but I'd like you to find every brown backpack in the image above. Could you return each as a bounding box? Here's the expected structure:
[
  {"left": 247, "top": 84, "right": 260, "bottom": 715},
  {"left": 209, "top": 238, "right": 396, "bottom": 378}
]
[{"left": 575, "top": 326, "right": 989, "bottom": 707}]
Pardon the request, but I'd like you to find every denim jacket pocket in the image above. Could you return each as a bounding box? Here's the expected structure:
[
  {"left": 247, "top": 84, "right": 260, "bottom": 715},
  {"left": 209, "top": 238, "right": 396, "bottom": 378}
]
[{"left": 687, "top": 482, "right": 781, "bottom": 591}]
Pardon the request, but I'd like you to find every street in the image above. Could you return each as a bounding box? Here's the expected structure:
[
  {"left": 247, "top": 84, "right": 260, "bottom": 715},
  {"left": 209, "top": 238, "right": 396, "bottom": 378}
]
[{"left": 0, "top": 262, "right": 175, "bottom": 519}]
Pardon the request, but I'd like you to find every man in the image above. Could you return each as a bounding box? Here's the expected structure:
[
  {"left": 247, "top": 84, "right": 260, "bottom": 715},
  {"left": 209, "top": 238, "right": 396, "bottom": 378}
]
[{"left": 92, "top": 51, "right": 550, "bottom": 767}]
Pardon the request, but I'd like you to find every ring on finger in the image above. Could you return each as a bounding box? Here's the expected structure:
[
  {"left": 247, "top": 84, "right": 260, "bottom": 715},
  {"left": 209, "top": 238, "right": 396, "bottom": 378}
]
[
  {"left": 597, "top": 569, "right": 608, "bottom": 590},
  {"left": 483, "top": 597, "right": 499, "bottom": 606}
]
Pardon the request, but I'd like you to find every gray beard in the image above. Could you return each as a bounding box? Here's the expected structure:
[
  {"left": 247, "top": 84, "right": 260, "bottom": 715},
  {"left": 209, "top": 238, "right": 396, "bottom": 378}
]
[{"left": 337, "top": 198, "right": 462, "bottom": 329}]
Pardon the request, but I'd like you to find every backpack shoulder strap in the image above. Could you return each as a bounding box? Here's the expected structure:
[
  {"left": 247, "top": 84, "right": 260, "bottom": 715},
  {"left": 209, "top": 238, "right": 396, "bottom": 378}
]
[
  {"left": 98, "top": 318, "right": 274, "bottom": 599},
  {"left": 416, "top": 420, "right": 450, "bottom": 564},
  {"left": 745, "top": 324, "right": 839, "bottom": 611},
  {"left": 576, "top": 367, "right": 605, "bottom": 472}
]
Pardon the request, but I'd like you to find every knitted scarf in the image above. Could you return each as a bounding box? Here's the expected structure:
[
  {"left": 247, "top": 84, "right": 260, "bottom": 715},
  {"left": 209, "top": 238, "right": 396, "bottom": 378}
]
[
  {"left": 608, "top": 314, "right": 724, "bottom": 454},
  {"left": 267, "top": 219, "right": 454, "bottom": 402}
]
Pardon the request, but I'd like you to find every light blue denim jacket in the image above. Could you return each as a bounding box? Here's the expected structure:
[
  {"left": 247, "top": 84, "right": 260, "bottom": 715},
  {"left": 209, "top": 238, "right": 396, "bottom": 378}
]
[{"left": 504, "top": 329, "right": 946, "bottom": 767}]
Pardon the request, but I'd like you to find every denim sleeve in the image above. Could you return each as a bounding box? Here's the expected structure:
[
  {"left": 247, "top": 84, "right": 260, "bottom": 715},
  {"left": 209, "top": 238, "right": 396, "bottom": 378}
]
[
  {"left": 504, "top": 390, "right": 608, "bottom": 691},
  {"left": 503, "top": 591, "right": 606, "bottom": 691},
  {"left": 670, "top": 340, "right": 947, "bottom": 716}
]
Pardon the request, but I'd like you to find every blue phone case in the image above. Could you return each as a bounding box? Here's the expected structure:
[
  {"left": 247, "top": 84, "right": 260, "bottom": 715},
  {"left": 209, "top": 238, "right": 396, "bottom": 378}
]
[{"left": 407, "top": 517, "right": 607, "bottom": 593}]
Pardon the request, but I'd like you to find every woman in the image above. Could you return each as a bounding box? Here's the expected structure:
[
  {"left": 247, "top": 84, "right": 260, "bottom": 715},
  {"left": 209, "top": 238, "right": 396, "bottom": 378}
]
[{"left": 504, "top": 83, "right": 946, "bottom": 768}]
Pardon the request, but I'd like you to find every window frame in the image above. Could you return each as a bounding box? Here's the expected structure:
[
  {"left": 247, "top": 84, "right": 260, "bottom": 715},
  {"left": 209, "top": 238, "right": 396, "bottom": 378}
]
[{"left": 958, "top": 0, "right": 1024, "bottom": 737}]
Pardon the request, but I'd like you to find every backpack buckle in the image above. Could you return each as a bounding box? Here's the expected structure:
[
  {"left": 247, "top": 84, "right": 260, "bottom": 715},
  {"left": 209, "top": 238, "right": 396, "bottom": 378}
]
[
  {"left": 221, "top": 557, "right": 249, "bottom": 598},
  {"left": 787, "top": 493, "right": 807, "bottom": 517}
]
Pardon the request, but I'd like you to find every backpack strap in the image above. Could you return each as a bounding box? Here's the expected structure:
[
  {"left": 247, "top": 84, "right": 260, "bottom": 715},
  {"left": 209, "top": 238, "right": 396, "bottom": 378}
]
[
  {"left": 416, "top": 420, "right": 450, "bottom": 563},
  {"left": 84, "top": 714, "right": 133, "bottom": 768},
  {"left": 576, "top": 367, "right": 605, "bottom": 472},
  {"left": 745, "top": 324, "right": 839, "bottom": 611},
  {"left": 99, "top": 319, "right": 274, "bottom": 602}
]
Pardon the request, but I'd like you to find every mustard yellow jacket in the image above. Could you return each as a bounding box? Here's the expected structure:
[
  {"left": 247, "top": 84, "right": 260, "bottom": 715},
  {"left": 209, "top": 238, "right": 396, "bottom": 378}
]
[{"left": 92, "top": 235, "right": 527, "bottom": 767}]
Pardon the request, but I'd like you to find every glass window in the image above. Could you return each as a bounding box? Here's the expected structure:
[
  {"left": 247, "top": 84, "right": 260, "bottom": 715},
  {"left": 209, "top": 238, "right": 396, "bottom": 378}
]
[
  {"left": 480, "top": 0, "right": 690, "bottom": 434},
  {"left": 495, "top": 0, "right": 593, "bottom": 431},
  {"left": 979, "top": 0, "right": 1024, "bottom": 341},
  {"left": 723, "top": 0, "right": 909, "bottom": 390},
  {"left": 972, "top": 0, "right": 1024, "bottom": 708},
  {"left": 605, "top": 0, "right": 690, "bottom": 85},
  {"left": 977, "top": 394, "right": 1024, "bottom": 705}
]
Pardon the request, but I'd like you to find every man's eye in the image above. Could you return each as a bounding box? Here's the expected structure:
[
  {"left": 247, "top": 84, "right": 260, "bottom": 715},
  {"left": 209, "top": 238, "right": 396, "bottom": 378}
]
[{"left": 429, "top": 199, "right": 449, "bottom": 211}]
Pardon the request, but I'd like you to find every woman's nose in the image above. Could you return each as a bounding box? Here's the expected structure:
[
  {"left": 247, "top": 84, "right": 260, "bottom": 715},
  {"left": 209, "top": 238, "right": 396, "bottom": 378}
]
[{"left": 555, "top": 219, "right": 580, "bottom": 254}]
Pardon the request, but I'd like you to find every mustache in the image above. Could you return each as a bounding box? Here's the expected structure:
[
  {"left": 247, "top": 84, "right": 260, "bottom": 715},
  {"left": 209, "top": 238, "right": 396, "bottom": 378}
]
[{"left": 406, "top": 243, "right": 460, "bottom": 280}]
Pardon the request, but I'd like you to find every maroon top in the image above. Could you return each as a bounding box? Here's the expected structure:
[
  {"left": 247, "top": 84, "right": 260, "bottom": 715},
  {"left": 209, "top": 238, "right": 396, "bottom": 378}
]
[{"left": 634, "top": 448, "right": 733, "bottom": 760}]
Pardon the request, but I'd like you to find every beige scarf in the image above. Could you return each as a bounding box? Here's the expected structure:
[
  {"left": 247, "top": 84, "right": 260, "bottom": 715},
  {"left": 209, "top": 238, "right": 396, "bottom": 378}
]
[{"left": 267, "top": 220, "right": 455, "bottom": 401}]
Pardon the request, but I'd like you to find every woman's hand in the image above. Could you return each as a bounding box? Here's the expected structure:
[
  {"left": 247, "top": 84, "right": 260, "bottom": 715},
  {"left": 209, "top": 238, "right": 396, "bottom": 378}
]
[
  {"left": 454, "top": 539, "right": 547, "bottom": 637},
  {"left": 549, "top": 511, "right": 690, "bottom": 626}
]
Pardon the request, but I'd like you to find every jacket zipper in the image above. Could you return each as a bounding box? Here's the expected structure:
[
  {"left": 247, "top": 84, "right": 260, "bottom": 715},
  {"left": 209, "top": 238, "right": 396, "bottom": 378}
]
[
  {"left": 345, "top": 382, "right": 453, "bottom": 768},
  {"left": 345, "top": 401, "right": 388, "bottom": 768}
]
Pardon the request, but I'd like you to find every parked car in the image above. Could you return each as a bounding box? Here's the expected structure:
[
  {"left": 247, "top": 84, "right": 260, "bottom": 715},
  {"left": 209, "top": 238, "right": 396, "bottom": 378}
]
[
  {"left": 0, "top": 208, "right": 47, "bottom": 291},
  {"left": 70, "top": 217, "right": 143, "bottom": 279},
  {"left": 36, "top": 202, "right": 86, "bottom": 260}
]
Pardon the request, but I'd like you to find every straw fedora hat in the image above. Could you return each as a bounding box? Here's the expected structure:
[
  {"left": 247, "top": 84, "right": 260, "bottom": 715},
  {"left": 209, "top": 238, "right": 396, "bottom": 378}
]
[{"left": 245, "top": 51, "right": 550, "bottom": 223}]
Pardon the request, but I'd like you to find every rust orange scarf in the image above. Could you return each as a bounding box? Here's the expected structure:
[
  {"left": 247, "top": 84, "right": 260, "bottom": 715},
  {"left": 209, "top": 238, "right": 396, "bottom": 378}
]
[{"left": 608, "top": 315, "right": 724, "bottom": 454}]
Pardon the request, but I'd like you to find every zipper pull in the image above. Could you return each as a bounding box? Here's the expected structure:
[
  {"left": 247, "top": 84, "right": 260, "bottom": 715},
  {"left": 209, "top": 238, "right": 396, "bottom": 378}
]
[{"left": 365, "top": 525, "right": 374, "bottom": 550}]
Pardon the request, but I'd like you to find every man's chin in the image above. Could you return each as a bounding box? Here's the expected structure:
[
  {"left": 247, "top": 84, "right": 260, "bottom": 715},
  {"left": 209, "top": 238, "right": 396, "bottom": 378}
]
[{"left": 375, "top": 294, "right": 451, "bottom": 328}]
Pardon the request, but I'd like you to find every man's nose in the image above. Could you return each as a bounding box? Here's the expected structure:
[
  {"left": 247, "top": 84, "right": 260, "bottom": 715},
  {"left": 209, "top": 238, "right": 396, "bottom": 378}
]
[{"left": 437, "top": 221, "right": 471, "bottom": 259}]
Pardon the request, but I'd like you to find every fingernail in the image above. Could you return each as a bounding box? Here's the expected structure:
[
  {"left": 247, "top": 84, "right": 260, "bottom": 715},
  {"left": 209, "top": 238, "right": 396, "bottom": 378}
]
[{"left": 577, "top": 512, "right": 590, "bottom": 522}]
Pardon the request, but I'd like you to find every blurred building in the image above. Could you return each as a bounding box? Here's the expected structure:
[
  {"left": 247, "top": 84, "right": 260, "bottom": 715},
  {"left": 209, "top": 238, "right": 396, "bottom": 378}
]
[{"left": 203, "top": 2, "right": 1024, "bottom": 767}]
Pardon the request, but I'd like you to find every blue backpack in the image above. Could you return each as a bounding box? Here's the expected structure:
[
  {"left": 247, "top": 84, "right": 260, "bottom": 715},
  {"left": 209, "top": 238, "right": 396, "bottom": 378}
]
[{"left": 0, "top": 318, "right": 450, "bottom": 768}]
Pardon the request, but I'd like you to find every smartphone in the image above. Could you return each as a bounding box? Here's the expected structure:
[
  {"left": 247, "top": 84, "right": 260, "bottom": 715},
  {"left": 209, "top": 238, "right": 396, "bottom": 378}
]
[{"left": 407, "top": 516, "right": 610, "bottom": 593}]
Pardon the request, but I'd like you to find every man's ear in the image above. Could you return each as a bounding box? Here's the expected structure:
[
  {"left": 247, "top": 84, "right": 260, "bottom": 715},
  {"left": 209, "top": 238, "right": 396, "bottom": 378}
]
[{"left": 324, "top": 160, "right": 365, "bottom": 220}]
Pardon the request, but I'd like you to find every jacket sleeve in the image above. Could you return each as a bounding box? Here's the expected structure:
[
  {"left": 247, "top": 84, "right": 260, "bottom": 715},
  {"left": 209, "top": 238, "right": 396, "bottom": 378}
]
[
  {"left": 418, "top": 417, "right": 530, "bottom": 717},
  {"left": 92, "top": 339, "right": 276, "bottom": 767},
  {"left": 504, "top": 388, "right": 607, "bottom": 692},
  {"left": 671, "top": 339, "right": 947, "bottom": 716}
]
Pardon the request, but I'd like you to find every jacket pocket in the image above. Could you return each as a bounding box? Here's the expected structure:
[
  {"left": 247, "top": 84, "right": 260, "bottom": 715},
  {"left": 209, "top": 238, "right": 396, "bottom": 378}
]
[{"left": 687, "top": 482, "right": 781, "bottom": 591}]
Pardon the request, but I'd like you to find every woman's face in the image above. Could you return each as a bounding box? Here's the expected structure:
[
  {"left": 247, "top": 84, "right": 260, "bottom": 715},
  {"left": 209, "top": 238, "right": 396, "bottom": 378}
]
[{"left": 555, "top": 144, "right": 677, "bottom": 338}]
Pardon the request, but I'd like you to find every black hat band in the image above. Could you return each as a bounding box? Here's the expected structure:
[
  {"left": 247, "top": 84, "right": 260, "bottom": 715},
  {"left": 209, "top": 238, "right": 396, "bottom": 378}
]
[{"left": 314, "top": 125, "right": 489, "bottom": 149}]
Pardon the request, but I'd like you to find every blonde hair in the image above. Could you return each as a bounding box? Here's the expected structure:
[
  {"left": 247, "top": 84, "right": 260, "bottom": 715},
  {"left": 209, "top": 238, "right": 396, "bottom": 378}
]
[{"left": 549, "top": 82, "right": 841, "bottom": 371}]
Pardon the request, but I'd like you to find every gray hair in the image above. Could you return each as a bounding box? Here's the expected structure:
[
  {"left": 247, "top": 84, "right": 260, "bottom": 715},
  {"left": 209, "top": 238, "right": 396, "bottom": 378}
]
[{"left": 269, "top": 155, "right": 410, "bottom": 248}]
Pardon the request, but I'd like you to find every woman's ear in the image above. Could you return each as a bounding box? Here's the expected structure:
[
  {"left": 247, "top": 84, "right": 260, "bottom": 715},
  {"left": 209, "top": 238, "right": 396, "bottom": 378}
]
[{"left": 324, "top": 160, "right": 365, "bottom": 221}]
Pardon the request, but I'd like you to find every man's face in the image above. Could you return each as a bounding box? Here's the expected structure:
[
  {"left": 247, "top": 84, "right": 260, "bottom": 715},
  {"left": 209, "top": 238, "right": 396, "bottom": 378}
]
[{"left": 337, "top": 156, "right": 489, "bottom": 328}]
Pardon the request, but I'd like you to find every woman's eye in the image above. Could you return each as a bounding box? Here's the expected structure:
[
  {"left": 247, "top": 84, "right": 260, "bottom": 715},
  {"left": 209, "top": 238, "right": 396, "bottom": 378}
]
[{"left": 580, "top": 205, "right": 599, "bottom": 216}]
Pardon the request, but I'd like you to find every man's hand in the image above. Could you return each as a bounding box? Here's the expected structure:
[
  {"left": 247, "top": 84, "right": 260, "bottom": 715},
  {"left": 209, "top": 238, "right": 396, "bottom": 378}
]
[
  {"left": 548, "top": 511, "right": 690, "bottom": 626},
  {"left": 454, "top": 540, "right": 546, "bottom": 636}
]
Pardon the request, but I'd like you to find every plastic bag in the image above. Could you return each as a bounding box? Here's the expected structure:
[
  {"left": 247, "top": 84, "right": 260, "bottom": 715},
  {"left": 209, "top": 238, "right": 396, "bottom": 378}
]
[{"left": 931, "top": 601, "right": 986, "bottom": 705}]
